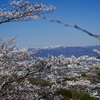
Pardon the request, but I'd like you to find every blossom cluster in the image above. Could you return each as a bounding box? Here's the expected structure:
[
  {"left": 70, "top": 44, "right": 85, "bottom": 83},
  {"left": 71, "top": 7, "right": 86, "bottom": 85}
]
[
  {"left": 0, "top": 36, "right": 62, "bottom": 99},
  {"left": 0, "top": 37, "right": 40, "bottom": 99},
  {"left": 0, "top": 0, "right": 56, "bottom": 24}
]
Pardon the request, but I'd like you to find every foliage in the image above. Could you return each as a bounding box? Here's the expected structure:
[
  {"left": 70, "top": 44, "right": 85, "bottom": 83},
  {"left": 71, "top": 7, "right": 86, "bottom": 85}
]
[
  {"left": 81, "top": 73, "right": 87, "bottom": 77},
  {"left": 78, "top": 93, "right": 99, "bottom": 100},
  {"left": 27, "top": 77, "right": 52, "bottom": 86},
  {"left": 56, "top": 89, "right": 72, "bottom": 100},
  {"left": 56, "top": 89, "right": 99, "bottom": 100},
  {"left": 96, "top": 76, "right": 100, "bottom": 80}
]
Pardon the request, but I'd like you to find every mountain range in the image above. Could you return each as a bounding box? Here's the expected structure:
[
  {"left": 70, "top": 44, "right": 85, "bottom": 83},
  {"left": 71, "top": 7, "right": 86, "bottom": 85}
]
[{"left": 29, "top": 45, "right": 100, "bottom": 58}]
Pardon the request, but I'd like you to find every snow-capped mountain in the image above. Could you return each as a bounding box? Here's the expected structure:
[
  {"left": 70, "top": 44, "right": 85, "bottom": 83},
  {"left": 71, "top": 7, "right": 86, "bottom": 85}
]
[{"left": 29, "top": 45, "right": 100, "bottom": 58}]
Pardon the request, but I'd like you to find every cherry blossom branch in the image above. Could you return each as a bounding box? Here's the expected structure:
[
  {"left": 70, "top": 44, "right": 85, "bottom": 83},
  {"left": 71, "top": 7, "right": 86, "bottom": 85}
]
[
  {"left": 0, "top": 0, "right": 55, "bottom": 24},
  {"left": 0, "top": 66, "right": 44, "bottom": 91}
]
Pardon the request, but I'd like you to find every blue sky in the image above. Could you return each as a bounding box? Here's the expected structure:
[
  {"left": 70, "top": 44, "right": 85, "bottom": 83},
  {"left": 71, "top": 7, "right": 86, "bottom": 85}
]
[{"left": 0, "top": 0, "right": 100, "bottom": 48}]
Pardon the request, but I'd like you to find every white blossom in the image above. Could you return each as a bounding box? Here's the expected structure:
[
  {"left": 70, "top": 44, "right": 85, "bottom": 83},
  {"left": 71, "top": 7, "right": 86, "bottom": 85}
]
[{"left": 0, "top": 0, "right": 56, "bottom": 24}]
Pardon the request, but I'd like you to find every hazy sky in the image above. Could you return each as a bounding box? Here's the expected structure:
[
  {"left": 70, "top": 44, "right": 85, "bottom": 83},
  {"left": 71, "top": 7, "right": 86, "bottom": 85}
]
[{"left": 0, "top": 0, "right": 100, "bottom": 48}]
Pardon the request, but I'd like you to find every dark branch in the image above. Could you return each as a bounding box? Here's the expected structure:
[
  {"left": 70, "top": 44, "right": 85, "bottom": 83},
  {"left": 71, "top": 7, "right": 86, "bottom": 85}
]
[{"left": 41, "top": 16, "right": 100, "bottom": 41}]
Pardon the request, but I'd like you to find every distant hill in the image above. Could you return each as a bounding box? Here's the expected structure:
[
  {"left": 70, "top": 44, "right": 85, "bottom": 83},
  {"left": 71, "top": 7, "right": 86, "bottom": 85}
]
[{"left": 29, "top": 45, "right": 100, "bottom": 58}]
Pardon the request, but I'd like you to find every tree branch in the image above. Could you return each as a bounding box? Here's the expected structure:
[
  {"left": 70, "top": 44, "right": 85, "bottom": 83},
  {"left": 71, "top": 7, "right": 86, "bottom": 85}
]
[{"left": 41, "top": 16, "right": 100, "bottom": 41}]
